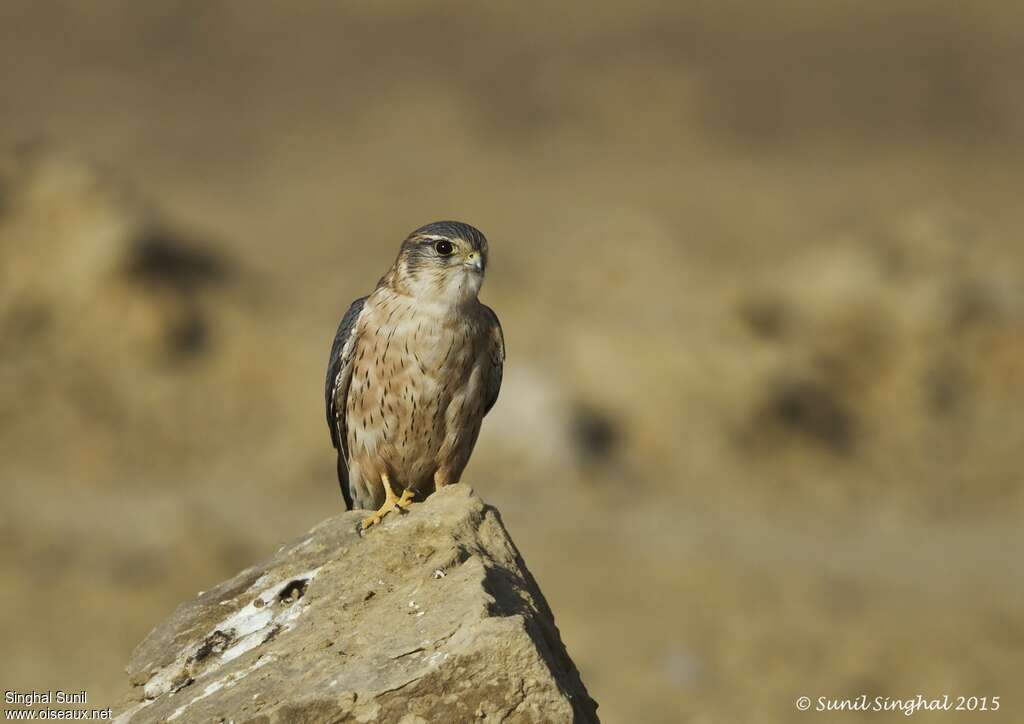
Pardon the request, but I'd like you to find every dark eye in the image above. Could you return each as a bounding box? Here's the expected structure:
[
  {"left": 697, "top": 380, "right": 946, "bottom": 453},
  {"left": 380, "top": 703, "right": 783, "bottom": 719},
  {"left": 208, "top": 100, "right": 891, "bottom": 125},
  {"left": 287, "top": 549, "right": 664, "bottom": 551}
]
[{"left": 434, "top": 240, "right": 454, "bottom": 256}]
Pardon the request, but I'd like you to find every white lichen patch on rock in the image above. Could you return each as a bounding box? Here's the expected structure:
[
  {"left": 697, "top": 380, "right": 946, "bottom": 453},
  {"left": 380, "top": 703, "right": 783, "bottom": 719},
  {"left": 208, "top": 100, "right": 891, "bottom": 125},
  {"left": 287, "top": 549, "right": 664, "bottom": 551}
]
[
  {"left": 140, "top": 568, "right": 321, "bottom": 701},
  {"left": 167, "top": 656, "right": 272, "bottom": 721},
  {"left": 219, "top": 568, "right": 320, "bottom": 664}
]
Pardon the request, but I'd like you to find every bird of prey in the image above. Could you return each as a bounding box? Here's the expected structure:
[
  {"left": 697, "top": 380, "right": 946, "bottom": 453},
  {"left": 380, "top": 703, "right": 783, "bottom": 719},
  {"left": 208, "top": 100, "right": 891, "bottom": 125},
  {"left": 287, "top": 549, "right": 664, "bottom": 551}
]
[{"left": 325, "top": 221, "right": 504, "bottom": 530}]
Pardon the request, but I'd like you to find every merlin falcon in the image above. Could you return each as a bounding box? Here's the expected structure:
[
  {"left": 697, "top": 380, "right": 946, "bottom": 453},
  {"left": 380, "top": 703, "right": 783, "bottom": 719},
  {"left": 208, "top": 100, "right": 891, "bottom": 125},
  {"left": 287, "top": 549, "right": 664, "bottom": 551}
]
[{"left": 325, "top": 221, "right": 504, "bottom": 530}]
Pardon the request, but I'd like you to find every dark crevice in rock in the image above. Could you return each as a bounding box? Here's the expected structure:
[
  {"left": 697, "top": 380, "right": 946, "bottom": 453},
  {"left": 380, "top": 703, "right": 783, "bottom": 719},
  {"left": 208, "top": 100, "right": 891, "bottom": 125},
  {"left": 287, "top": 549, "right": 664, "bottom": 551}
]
[
  {"left": 277, "top": 578, "right": 309, "bottom": 604},
  {"left": 193, "top": 629, "right": 233, "bottom": 663}
]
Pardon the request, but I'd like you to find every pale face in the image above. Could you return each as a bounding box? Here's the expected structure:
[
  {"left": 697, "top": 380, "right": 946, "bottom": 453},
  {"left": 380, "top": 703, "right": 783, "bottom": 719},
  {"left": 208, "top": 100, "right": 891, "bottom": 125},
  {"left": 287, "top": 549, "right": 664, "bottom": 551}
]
[{"left": 394, "top": 233, "right": 487, "bottom": 306}]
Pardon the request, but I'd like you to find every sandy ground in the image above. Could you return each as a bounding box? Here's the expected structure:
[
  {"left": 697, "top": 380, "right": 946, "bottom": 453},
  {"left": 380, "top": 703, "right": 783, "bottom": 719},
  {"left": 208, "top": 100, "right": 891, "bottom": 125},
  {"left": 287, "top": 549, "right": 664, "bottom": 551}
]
[{"left": 1, "top": 2, "right": 1023, "bottom": 722}]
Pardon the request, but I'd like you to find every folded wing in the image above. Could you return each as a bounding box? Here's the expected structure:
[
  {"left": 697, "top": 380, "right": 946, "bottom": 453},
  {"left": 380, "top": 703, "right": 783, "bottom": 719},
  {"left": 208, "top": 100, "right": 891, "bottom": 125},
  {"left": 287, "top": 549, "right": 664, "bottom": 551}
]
[{"left": 325, "top": 296, "right": 367, "bottom": 508}]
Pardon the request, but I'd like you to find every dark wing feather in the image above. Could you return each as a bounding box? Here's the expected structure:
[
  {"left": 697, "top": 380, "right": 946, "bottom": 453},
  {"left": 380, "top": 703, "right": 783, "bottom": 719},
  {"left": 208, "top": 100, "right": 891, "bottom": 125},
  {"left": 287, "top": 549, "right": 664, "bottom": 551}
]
[
  {"left": 481, "top": 304, "right": 504, "bottom": 416},
  {"left": 325, "top": 296, "right": 367, "bottom": 508}
]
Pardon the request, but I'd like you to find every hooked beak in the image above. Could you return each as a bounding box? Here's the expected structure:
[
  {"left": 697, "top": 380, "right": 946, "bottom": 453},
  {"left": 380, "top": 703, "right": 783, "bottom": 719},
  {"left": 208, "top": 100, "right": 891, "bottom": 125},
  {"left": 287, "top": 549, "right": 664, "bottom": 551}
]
[{"left": 464, "top": 251, "right": 483, "bottom": 273}]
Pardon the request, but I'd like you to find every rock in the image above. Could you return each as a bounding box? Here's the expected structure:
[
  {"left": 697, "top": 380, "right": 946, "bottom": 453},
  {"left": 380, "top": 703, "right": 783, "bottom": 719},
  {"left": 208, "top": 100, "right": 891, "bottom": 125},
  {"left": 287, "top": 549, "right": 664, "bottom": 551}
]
[{"left": 115, "top": 485, "right": 599, "bottom": 723}]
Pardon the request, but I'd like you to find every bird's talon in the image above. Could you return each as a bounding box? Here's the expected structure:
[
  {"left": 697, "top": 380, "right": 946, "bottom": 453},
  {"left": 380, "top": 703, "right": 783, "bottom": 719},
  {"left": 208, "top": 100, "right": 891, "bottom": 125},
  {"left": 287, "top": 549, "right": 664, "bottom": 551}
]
[
  {"left": 360, "top": 481, "right": 416, "bottom": 530},
  {"left": 361, "top": 511, "right": 386, "bottom": 530},
  {"left": 396, "top": 489, "right": 416, "bottom": 510}
]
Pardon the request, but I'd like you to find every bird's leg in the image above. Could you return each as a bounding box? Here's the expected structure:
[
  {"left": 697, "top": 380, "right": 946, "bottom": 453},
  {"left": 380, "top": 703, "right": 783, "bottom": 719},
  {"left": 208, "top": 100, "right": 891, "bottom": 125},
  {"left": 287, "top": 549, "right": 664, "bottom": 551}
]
[
  {"left": 433, "top": 469, "right": 451, "bottom": 493},
  {"left": 361, "top": 473, "right": 415, "bottom": 530}
]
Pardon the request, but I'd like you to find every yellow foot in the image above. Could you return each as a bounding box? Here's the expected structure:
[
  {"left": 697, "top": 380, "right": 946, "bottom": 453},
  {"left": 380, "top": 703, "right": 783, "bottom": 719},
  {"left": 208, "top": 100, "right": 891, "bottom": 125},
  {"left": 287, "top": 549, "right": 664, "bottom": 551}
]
[{"left": 361, "top": 476, "right": 415, "bottom": 531}]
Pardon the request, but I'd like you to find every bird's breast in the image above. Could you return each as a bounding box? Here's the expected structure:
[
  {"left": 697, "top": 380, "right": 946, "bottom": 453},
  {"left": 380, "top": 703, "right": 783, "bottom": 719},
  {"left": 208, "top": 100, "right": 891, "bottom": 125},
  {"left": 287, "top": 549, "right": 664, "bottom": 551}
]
[{"left": 345, "top": 294, "right": 484, "bottom": 483}]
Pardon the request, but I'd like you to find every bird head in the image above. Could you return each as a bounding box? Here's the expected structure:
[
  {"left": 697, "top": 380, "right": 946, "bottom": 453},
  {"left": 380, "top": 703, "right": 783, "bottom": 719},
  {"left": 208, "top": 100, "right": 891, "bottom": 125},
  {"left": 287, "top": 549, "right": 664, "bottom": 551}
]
[{"left": 388, "top": 221, "right": 489, "bottom": 305}]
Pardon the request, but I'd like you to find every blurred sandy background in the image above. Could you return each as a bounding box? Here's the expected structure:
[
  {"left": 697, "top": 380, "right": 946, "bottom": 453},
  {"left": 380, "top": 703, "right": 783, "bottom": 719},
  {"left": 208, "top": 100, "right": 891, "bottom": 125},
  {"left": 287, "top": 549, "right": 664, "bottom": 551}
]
[{"left": 1, "top": 2, "right": 1023, "bottom": 722}]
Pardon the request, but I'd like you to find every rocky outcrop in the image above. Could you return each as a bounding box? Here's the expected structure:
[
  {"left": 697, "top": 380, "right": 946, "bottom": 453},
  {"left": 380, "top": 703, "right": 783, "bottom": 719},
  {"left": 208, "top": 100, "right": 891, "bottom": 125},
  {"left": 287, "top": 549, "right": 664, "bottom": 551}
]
[{"left": 115, "top": 485, "right": 598, "bottom": 723}]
